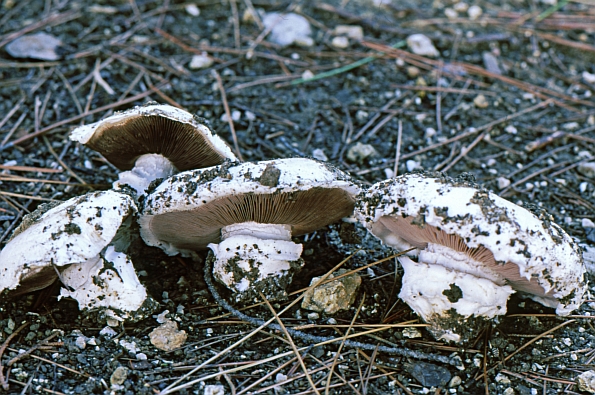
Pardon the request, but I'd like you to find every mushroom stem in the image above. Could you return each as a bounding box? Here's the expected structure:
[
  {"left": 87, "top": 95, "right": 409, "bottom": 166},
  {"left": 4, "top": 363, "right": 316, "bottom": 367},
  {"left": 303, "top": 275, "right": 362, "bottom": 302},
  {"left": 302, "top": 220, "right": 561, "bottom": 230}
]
[
  {"left": 208, "top": 222, "right": 304, "bottom": 296},
  {"left": 59, "top": 246, "right": 150, "bottom": 318},
  {"left": 398, "top": 256, "right": 514, "bottom": 342},
  {"left": 114, "top": 153, "right": 177, "bottom": 197}
]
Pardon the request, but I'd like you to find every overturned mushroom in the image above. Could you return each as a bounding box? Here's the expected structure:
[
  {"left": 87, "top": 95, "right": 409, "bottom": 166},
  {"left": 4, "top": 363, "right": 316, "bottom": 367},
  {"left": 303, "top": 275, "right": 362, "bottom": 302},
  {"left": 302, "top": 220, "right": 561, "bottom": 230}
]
[
  {"left": 70, "top": 103, "right": 237, "bottom": 197},
  {"left": 140, "top": 158, "right": 360, "bottom": 301},
  {"left": 0, "top": 190, "right": 156, "bottom": 322},
  {"left": 355, "top": 172, "right": 586, "bottom": 342}
]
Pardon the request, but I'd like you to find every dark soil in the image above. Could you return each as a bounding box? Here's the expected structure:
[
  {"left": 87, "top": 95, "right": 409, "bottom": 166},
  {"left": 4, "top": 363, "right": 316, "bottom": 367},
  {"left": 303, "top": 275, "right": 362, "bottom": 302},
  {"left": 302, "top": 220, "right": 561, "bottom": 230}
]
[{"left": 1, "top": 0, "right": 595, "bottom": 394}]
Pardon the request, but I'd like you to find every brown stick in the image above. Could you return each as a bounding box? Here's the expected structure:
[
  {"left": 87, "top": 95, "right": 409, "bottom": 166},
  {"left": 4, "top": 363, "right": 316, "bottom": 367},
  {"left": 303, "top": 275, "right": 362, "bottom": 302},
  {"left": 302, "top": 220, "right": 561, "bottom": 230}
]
[{"left": 0, "top": 322, "right": 28, "bottom": 390}]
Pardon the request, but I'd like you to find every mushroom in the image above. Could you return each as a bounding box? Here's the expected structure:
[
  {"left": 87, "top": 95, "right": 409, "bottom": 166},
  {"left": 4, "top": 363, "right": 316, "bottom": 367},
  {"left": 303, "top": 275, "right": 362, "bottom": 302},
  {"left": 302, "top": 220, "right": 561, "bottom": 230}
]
[
  {"left": 355, "top": 172, "right": 586, "bottom": 342},
  {"left": 0, "top": 190, "right": 156, "bottom": 322},
  {"left": 70, "top": 103, "right": 237, "bottom": 197},
  {"left": 139, "top": 158, "right": 360, "bottom": 301}
]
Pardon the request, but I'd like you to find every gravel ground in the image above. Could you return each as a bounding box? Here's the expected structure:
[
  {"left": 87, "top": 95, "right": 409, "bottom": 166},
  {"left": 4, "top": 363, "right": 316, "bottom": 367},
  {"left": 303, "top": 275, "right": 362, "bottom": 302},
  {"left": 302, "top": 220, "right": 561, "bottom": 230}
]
[{"left": 1, "top": 0, "right": 595, "bottom": 394}]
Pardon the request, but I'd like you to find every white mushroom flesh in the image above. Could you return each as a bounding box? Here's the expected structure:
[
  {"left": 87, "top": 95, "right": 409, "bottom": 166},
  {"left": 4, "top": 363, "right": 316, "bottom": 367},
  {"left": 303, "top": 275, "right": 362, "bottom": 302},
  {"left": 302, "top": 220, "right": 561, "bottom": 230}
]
[
  {"left": 398, "top": 256, "right": 514, "bottom": 342},
  {"left": 114, "top": 153, "right": 177, "bottom": 197},
  {"left": 356, "top": 173, "right": 586, "bottom": 316},
  {"left": 59, "top": 246, "right": 148, "bottom": 316},
  {"left": 0, "top": 190, "right": 136, "bottom": 293},
  {"left": 209, "top": 222, "right": 303, "bottom": 293}
]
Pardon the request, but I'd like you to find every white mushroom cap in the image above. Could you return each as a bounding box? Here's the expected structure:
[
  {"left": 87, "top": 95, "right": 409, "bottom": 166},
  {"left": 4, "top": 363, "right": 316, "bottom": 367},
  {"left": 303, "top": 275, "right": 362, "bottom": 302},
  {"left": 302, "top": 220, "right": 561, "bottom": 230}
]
[
  {"left": 140, "top": 158, "right": 361, "bottom": 256},
  {"left": 356, "top": 172, "right": 586, "bottom": 317},
  {"left": 0, "top": 190, "right": 137, "bottom": 294},
  {"left": 70, "top": 103, "right": 236, "bottom": 171},
  {"left": 59, "top": 246, "right": 149, "bottom": 319}
]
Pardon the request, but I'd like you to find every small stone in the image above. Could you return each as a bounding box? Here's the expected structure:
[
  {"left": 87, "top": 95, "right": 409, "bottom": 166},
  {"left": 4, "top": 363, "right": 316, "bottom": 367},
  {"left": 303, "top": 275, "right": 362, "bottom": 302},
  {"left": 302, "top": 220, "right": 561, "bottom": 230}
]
[
  {"left": 402, "top": 327, "right": 422, "bottom": 339},
  {"left": 407, "top": 66, "right": 420, "bottom": 78},
  {"left": 562, "top": 122, "right": 579, "bottom": 130},
  {"left": 189, "top": 53, "right": 213, "bottom": 69},
  {"left": 74, "top": 336, "right": 86, "bottom": 350},
  {"left": 583, "top": 71, "right": 595, "bottom": 84},
  {"left": 497, "top": 177, "right": 511, "bottom": 190},
  {"left": 331, "top": 36, "right": 349, "bottom": 49},
  {"left": 449, "top": 375, "right": 462, "bottom": 387},
  {"left": 220, "top": 110, "right": 241, "bottom": 122},
  {"left": 263, "top": 12, "right": 313, "bottom": 47},
  {"left": 444, "top": 8, "right": 458, "bottom": 19},
  {"left": 580, "top": 182, "right": 589, "bottom": 193},
  {"left": 406, "top": 34, "right": 439, "bottom": 57},
  {"left": 453, "top": 2, "right": 469, "bottom": 12},
  {"left": 242, "top": 7, "right": 262, "bottom": 24},
  {"left": 245, "top": 111, "right": 256, "bottom": 121},
  {"left": 110, "top": 366, "right": 128, "bottom": 386},
  {"left": 404, "top": 361, "right": 452, "bottom": 387},
  {"left": 99, "top": 326, "right": 117, "bottom": 338},
  {"left": 185, "top": 4, "right": 200, "bottom": 16},
  {"left": 473, "top": 94, "right": 489, "bottom": 108},
  {"left": 307, "top": 312, "right": 320, "bottom": 320},
  {"left": 311, "top": 148, "right": 328, "bottom": 161},
  {"left": 301, "top": 69, "right": 315, "bottom": 80},
  {"left": 505, "top": 125, "right": 517, "bottom": 134},
  {"left": 88, "top": 5, "right": 118, "bottom": 13},
  {"left": 503, "top": 388, "right": 515, "bottom": 395},
  {"left": 149, "top": 320, "right": 187, "bottom": 351},
  {"left": 118, "top": 340, "right": 139, "bottom": 355},
  {"left": 482, "top": 52, "right": 501, "bottom": 75},
  {"left": 346, "top": 142, "right": 378, "bottom": 163},
  {"left": 333, "top": 25, "right": 364, "bottom": 40},
  {"left": 356, "top": 110, "right": 369, "bottom": 122},
  {"left": 155, "top": 310, "right": 169, "bottom": 324},
  {"left": 577, "top": 370, "right": 595, "bottom": 393},
  {"left": 276, "top": 373, "right": 288, "bottom": 383},
  {"left": 583, "top": 219, "right": 595, "bottom": 229},
  {"left": 495, "top": 372, "right": 511, "bottom": 384},
  {"left": 578, "top": 162, "right": 595, "bottom": 178},
  {"left": 468, "top": 5, "right": 482, "bottom": 20},
  {"left": 204, "top": 384, "right": 225, "bottom": 395},
  {"left": 302, "top": 269, "right": 361, "bottom": 314},
  {"left": 425, "top": 127, "right": 437, "bottom": 139},
  {"left": 406, "top": 160, "right": 422, "bottom": 172},
  {"left": 6, "top": 32, "right": 62, "bottom": 61}
]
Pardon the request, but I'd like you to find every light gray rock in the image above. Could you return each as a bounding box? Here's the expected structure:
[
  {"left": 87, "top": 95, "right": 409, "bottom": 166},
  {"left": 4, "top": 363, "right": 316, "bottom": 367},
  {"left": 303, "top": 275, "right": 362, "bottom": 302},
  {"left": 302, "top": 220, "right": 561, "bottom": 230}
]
[
  {"left": 149, "top": 320, "right": 187, "bottom": 351},
  {"left": 406, "top": 34, "right": 439, "bottom": 57},
  {"left": 302, "top": 269, "right": 361, "bottom": 314},
  {"left": 6, "top": 32, "right": 62, "bottom": 61},
  {"left": 347, "top": 142, "right": 378, "bottom": 163},
  {"left": 263, "top": 12, "right": 313, "bottom": 47},
  {"left": 577, "top": 370, "right": 595, "bottom": 393},
  {"left": 578, "top": 162, "right": 595, "bottom": 179}
]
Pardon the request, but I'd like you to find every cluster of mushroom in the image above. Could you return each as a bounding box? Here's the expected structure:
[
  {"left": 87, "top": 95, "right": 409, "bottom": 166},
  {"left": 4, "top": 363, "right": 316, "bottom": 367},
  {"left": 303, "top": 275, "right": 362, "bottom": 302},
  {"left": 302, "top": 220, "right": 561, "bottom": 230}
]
[{"left": 0, "top": 103, "right": 587, "bottom": 342}]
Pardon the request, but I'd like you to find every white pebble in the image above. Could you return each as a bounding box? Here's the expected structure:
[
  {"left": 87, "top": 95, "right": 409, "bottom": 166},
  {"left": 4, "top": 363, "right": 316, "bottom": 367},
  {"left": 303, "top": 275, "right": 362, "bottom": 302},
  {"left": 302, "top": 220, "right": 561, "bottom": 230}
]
[
  {"left": 263, "top": 12, "right": 313, "bottom": 47},
  {"left": 406, "top": 160, "right": 421, "bottom": 172},
  {"left": 582, "top": 218, "right": 595, "bottom": 229},
  {"left": 444, "top": 8, "right": 458, "bottom": 19},
  {"left": 185, "top": 4, "right": 200, "bottom": 17},
  {"left": 220, "top": 110, "right": 241, "bottom": 122},
  {"left": 301, "top": 70, "right": 315, "bottom": 80},
  {"left": 331, "top": 36, "right": 349, "bottom": 49},
  {"left": 333, "top": 25, "right": 363, "bottom": 40},
  {"left": 583, "top": 71, "right": 595, "bottom": 84},
  {"left": 406, "top": 34, "right": 439, "bottom": 57},
  {"left": 189, "top": 53, "right": 213, "bottom": 69},
  {"left": 311, "top": 148, "right": 328, "bottom": 162},
  {"left": 245, "top": 111, "right": 256, "bottom": 121},
  {"left": 467, "top": 5, "right": 483, "bottom": 20},
  {"left": 505, "top": 125, "right": 518, "bottom": 134}
]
